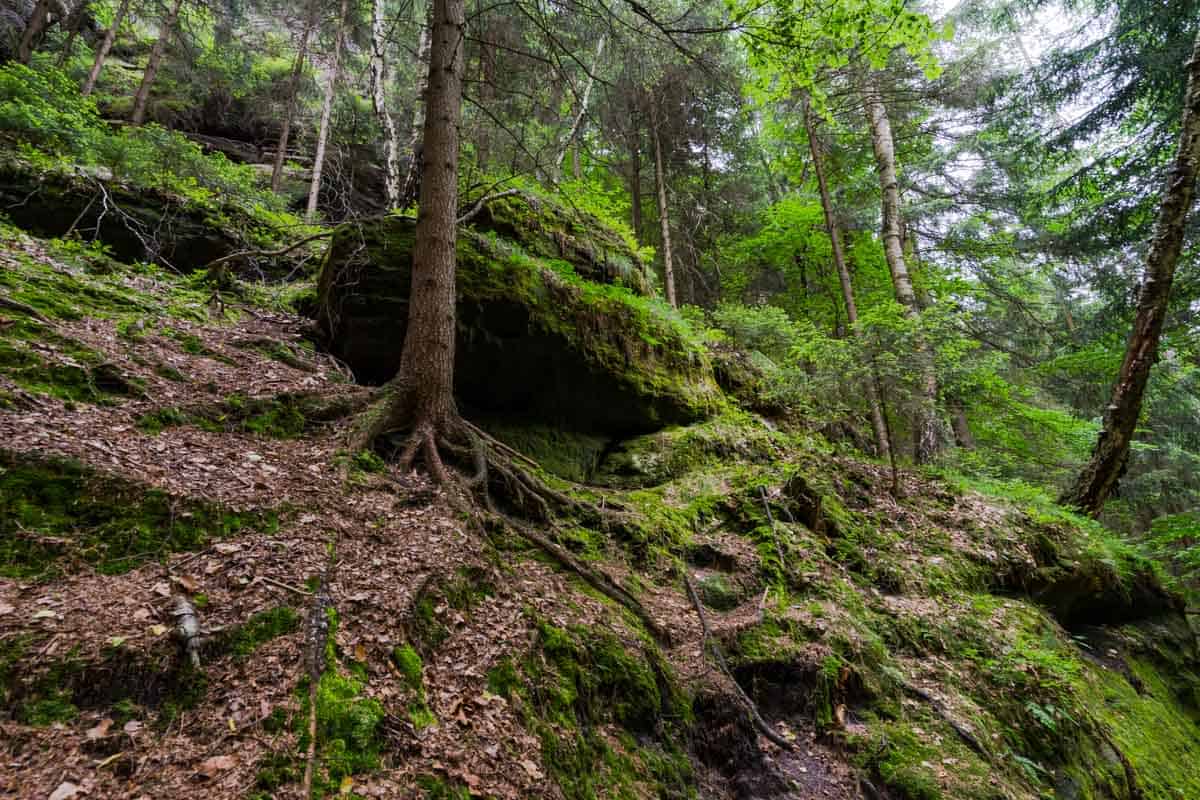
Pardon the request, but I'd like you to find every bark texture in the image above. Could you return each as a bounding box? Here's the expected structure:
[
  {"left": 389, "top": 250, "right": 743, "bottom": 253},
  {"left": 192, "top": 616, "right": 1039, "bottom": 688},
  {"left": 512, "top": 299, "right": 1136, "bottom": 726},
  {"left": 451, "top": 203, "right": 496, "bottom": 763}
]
[
  {"left": 82, "top": 0, "right": 130, "bottom": 96},
  {"left": 628, "top": 102, "right": 643, "bottom": 244},
  {"left": 270, "top": 1, "right": 317, "bottom": 192},
  {"left": 554, "top": 35, "right": 605, "bottom": 178},
  {"left": 399, "top": 8, "right": 433, "bottom": 210},
  {"left": 16, "top": 0, "right": 52, "bottom": 64},
  {"left": 370, "top": 0, "right": 402, "bottom": 209},
  {"left": 650, "top": 102, "right": 676, "bottom": 308},
  {"left": 362, "top": 0, "right": 466, "bottom": 475},
  {"left": 306, "top": 0, "right": 350, "bottom": 222},
  {"left": 1061, "top": 30, "right": 1200, "bottom": 515},
  {"left": 804, "top": 100, "right": 890, "bottom": 459},
  {"left": 130, "top": 0, "right": 185, "bottom": 126},
  {"left": 862, "top": 78, "right": 941, "bottom": 463}
]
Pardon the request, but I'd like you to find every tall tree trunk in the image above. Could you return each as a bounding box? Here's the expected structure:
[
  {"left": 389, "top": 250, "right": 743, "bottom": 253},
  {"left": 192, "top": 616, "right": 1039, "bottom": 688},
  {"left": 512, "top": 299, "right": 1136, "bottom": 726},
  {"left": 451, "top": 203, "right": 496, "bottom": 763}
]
[
  {"left": 82, "top": 0, "right": 130, "bottom": 96},
  {"left": 364, "top": 0, "right": 465, "bottom": 465},
  {"left": 130, "top": 0, "right": 185, "bottom": 126},
  {"left": 650, "top": 101, "right": 676, "bottom": 308},
  {"left": 628, "top": 101, "right": 643, "bottom": 244},
  {"left": 804, "top": 100, "right": 890, "bottom": 459},
  {"left": 1061, "top": 30, "right": 1200, "bottom": 515},
  {"left": 399, "top": 8, "right": 433, "bottom": 209},
  {"left": 16, "top": 0, "right": 53, "bottom": 64},
  {"left": 475, "top": 23, "right": 496, "bottom": 169},
  {"left": 306, "top": 0, "right": 350, "bottom": 223},
  {"left": 554, "top": 34, "right": 605, "bottom": 179},
  {"left": 271, "top": 2, "right": 317, "bottom": 192},
  {"left": 371, "top": 0, "right": 402, "bottom": 209},
  {"left": 862, "top": 77, "right": 940, "bottom": 463}
]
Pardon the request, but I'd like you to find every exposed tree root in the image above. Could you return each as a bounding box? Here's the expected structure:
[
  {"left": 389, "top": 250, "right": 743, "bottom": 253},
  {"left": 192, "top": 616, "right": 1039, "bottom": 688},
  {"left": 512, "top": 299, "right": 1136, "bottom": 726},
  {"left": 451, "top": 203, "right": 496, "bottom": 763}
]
[
  {"left": 684, "top": 573, "right": 794, "bottom": 751},
  {"left": 899, "top": 681, "right": 989, "bottom": 760}
]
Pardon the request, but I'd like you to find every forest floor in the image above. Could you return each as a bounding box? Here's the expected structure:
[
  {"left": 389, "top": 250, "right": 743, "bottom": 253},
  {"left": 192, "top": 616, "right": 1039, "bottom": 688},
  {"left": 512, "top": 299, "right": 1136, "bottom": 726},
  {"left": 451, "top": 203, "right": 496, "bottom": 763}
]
[{"left": 0, "top": 228, "right": 862, "bottom": 799}]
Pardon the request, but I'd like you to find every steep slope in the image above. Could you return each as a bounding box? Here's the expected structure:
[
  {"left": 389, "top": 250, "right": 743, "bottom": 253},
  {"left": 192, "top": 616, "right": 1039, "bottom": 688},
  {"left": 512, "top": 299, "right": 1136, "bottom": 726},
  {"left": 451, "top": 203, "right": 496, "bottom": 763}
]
[{"left": 0, "top": 210, "right": 1197, "bottom": 800}]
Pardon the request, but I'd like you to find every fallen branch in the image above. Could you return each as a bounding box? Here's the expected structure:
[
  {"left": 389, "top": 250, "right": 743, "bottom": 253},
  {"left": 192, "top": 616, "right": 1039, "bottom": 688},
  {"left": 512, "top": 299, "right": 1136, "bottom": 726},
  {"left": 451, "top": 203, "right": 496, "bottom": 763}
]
[
  {"left": 259, "top": 575, "right": 313, "bottom": 597},
  {"left": 0, "top": 293, "right": 48, "bottom": 322},
  {"left": 301, "top": 561, "right": 335, "bottom": 799},
  {"left": 684, "top": 573, "right": 794, "bottom": 750},
  {"left": 171, "top": 595, "right": 204, "bottom": 668},
  {"left": 456, "top": 188, "right": 525, "bottom": 225},
  {"left": 204, "top": 230, "right": 335, "bottom": 275}
]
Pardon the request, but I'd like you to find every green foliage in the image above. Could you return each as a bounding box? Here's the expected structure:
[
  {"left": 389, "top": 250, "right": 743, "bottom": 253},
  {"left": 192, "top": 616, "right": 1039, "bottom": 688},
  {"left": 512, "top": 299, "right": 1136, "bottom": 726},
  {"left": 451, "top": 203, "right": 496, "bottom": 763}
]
[{"left": 223, "top": 607, "right": 301, "bottom": 659}]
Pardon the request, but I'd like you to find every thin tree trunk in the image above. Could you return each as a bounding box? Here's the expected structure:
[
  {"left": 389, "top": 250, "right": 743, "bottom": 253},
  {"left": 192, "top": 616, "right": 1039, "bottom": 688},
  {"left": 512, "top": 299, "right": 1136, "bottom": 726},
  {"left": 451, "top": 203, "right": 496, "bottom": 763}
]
[
  {"left": 271, "top": 2, "right": 317, "bottom": 192},
  {"left": 399, "top": 8, "right": 433, "bottom": 209},
  {"left": 130, "top": 0, "right": 185, "bottom": 126},
  {"left": 56, "top": 1, "right": 90, "bottom": 67},
  {"left": 628, "top": 102, "right": 643, "bottom": 244},
  {"left": 371, "top": 0, "right": 403, "bottom": 209},
  {"left": 554, "top": 34, "right": 605, "bottom": 178},
  {"left": 475, "top": 24, "right": 496, "bottom": 169},
  {"left": 83, "top": 0, "right": 130, "bottom": 96},
  {"left": 16, "top": 0, "right": 53, "bottom": 64},
  {"left": 804, "top": 99, "right": 890, "bottom": 459},
  {"left": 862, "top": 77, "right": 940, "bottom": 463},
  {"left": 375, "top": 0, "right": 465, "bottom": 436},
  {"left": 1061, "top": 30, "right": 1200, "bottom": 515},
  {"left": 306, "top": 0, "right": 350, "bottom": 223},
  {"left": 650, "top": 101, "right": 676, "bottom": 308}
]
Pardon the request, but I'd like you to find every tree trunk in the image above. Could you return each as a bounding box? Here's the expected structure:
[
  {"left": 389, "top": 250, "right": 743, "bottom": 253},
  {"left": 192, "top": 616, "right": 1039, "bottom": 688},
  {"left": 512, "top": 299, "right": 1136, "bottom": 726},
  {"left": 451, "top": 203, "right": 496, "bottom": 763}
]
[
  {"left": 650, "top": 101, "right": 676, "bottom": 308},
  {"left": 399, "top": 8, "right": 433, "bottom": 210},
  {"left": 370, "top": 0, "right": 465, "bottom": 449},
  {"left": 371, "top": 0, "right": 403, "bottom": 209},
  {"left": 861, "top": 77, "right": 940, "bottom": 463},
  {"left": 130, "top": 0, "right": 185, "bottom": 126},
  {"left": 83, "top": 0, "right": 130, "bottom": 96},
  {"left": 16, "top": 0, "right": 53, "bottom": 64},
  {"left": 271, "top": 2, "right": 317, "bottom": 192},
  {"left": 1061, "top": 29, "right": 1200, "bottom": 515},
  {"left": 628, "top": 102, "right": 643, "bottom": 244},
  {"left": 804, "top": 99, "right": 890, "bottom": 460},
  {"left": 56, "top": 1, "right": 90, "bottom": 67},
  {"left": 554, "top": 34, "right": 605, "bottom": 179},
  {"left": 476, "top": 27, "right": 496, "bottom": 169},
  {"left": 306, "top": 0, "right": 350, "bottom": 223}
]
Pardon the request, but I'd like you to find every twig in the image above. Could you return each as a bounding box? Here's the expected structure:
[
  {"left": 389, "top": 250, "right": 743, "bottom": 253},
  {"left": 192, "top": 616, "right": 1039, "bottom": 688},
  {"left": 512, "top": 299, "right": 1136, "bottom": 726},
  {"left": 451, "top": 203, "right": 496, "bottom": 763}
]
[
  {"left": 259, "top": 575, "right": 313, "bottom": 597},
  {"left": 204, "top": 230, "right": 335, "bottom": 274},
  {"left": 684, "top": 574, "right": 794, "bottom": 750},
  {"left": 456, "top": 188, "right": 525, "bottom": 224}
]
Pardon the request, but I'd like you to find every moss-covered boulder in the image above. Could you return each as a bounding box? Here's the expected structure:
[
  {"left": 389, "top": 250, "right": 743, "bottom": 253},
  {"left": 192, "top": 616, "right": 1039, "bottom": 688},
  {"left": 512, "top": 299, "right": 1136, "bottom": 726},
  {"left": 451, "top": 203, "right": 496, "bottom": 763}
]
[
  {"left": 316, "top": 213, "right": 721, "bottom": 435},
  {"left": 0, "top": 157, "right": 265, "bottom": 271}
]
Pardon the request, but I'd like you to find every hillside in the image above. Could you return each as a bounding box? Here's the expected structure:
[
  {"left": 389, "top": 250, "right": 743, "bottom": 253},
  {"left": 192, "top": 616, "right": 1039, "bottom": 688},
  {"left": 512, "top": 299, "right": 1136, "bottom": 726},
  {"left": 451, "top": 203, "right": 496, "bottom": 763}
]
[{"left": 1, "top": 199, "right": 1198, "bottom": 800}]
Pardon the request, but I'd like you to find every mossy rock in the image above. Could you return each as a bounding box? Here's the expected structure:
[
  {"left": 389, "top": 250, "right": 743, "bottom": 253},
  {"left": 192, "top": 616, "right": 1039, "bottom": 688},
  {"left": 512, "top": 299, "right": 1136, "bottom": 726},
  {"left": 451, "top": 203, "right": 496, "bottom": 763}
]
[
  {"left": 0, "top": 158, "right": 255, "bottom": 271},
  {"left": 316, "top": 214, "right": 721, "bottom": 435}
]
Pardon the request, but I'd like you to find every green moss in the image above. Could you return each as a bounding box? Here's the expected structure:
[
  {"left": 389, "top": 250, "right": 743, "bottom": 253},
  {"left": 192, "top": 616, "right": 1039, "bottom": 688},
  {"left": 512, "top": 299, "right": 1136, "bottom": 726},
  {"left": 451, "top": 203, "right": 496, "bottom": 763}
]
[
  {"left": 0, "top": 451, "right": 277, "bottom": 578},
  {"left": 223, "top": 606, "right": 301, "bottom": 659},
  {"left": 393, "top": 644, "right": 437, "bottom": 729},
  {"left": 303, "top": 669, "right": 385, "bottom": 796},
  {"left": 136, "top": 394, "right": 310, "bottom": 439},
  {"left": 480, "top": 420, "right": 610, "bottom": 482},
  {"left": 20, "top": 691, "right": 78, "bottom": 725},
  {"left": 416, "top": 775, "right": 472, "bottom": 799},
  {"left": 0, "top": 319, "right": 138, "bottom": 404}
]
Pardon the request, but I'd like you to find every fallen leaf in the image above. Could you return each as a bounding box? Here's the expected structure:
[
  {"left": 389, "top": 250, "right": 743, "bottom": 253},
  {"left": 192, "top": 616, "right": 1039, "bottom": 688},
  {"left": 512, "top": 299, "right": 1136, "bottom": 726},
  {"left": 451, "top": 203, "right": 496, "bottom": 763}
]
[
  {"left": 123, "top": 720, "right": 143, "bottom": 735},
  {"left": 353, "top": 644, "right": 368, "bottom": 663},
  {"left": 86, "top": 718, "right": 113, "bottom": 739},
  {"left": 519, "top": 759, "right": 543, "bottom": 779},
  {"left": 32, "top": 609, "right": 57, "bottom": 620},
  {"left": 48, "top": 782, "right": 79, "bottom": 800},
  {"left": 339, "top": 776, "right": 355, "bottom": 794},
  {"left": 214, "top": 542, "right": 242, "bottom": 554},
  {"left": 199, "top": 755, "right": 236, "bottom": 777},
  {"left": 0, "top": 601, "right": 14, "bottom": 615},
  {"left": 151, "top": 582, "right": 170, "bottom": 597},
  {"left": 148, "top": 624, "right": 168, "bottom": 637},
  {"left": 106, "top": 636, "right": 127, "bottom": 649},
  {"left": 175, "top": 575, "right": 199, "bottom": 593}
]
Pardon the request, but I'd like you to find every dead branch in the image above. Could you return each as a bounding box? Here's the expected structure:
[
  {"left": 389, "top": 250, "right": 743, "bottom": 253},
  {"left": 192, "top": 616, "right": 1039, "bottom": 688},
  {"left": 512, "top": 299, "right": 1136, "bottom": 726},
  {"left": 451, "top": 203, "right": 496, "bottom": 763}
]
[
  {"left": 301, "top": 561, "right": 334, "bottom": 799},
  {"left": 204, "top": 230, "right": 336, "bottom": 275},
  {"left": 684, "top": 574, "right": 794, "bottom": 751},
  {"left": 456, "top": 188, "right": 525, "bottom": 224},
  {"left": 900, "top": 681, "right": 989, "bottom": 760},
  {"left": 171, "top": 595, "right": 204, "bottom": 668}
]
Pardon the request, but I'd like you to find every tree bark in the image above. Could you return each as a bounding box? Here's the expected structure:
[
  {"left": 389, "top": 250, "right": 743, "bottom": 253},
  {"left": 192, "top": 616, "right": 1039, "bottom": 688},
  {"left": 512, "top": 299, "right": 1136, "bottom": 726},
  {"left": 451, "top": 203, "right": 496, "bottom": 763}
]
[
  {"left": 368, "top": 0, "right": 465, "bottom": 458},
  {"left": 628, "top": 100, "right": 643, "bottom": 244},
  {"left": 16, "top": 0, "right": 53, "bottom": 64},
  {"left": 650, "top": 101, "right": 676, "bottom": 308},
  {"left": 1061, "top": 30, "right": 1200, "bottom": 515},
  {"left": 371, "top": 0, "right": 403, "bottom": 209},
  {"left": 862, "top": 77, "right": 940, "bottom": 463},
  {"left": 306, "top": 0, "right": 350, "bottom": 223},
  {"left": 804, "top": 99, "right": 890, "bottom": 460},
  {"left": 399, "top": 8, "right": 433, "bottom": 210},
  {"left": 82, "top": 0, "right": 130, "bottom": 96},
  {"left": 56, "top": 1, "right": 90, "bottom": 67},
  {"left": 130, "top": 0, "right": 185, "bottom": 126},
  {"left": 271, "top": 1, "right": 317, "bottom": 192}
]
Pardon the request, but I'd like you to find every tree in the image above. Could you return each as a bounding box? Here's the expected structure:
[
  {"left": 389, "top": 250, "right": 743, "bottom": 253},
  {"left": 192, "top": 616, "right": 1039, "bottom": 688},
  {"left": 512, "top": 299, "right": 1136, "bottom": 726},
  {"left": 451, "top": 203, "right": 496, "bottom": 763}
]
[
  {"left": 803, "top": 97, "right": 890, "bottom": 458},
  {"left": 306, "top": 0, "right": 350, "bottom": 222},
  {"left": 370, "top": 0, "right": 402, "bottom": 209},
  {"left": 131, "top": 0, "right": 186, "bottom": 125},
  {"left": 649, "top": 97, "right": 677, "bottom": 307},
  {"left": 1060, "top": 29, "right": 1200, "bottom": 515},
  {"left": 355, "top": 0, "right": 466, "bottom": 477},
  {"left": 270, "top": 0, "right": 318, "bottom": 192},
  {"left": 16, "top": 0, "right": 54, "bottom": 64},
  {"left": 861, "top": 76, "right": 942, "bottom": 462},
  {"left": 82, "top": 0, "right": 131, "bottom": 95}
]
